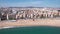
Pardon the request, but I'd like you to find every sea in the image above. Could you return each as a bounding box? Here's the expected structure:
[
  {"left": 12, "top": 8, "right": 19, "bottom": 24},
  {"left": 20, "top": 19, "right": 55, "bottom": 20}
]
[{"left": 0, "top": 26, "right": 60, "bottom": 34}]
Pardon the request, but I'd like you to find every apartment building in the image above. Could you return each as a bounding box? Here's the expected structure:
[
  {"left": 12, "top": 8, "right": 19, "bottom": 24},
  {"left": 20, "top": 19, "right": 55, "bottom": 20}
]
[{"left": 0, "top": 7, "right": 60, "bottom": 21}]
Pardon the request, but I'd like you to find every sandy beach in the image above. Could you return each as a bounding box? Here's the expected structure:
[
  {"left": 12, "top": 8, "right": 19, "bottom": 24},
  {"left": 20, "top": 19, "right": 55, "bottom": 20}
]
[{"left": 0, "top": 18, "right": 60, "bottom": 28}]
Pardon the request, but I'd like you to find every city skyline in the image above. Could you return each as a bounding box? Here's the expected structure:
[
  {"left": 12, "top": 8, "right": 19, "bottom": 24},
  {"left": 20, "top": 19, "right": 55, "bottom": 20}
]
[{"left": 0, "top": 0, "right": 60, "bottom": 8}]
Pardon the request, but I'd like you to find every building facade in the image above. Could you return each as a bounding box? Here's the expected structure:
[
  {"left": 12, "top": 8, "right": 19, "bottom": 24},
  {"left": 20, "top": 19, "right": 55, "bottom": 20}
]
[{"left": 0, "top": 7, "right": 60, "bottom": 21}]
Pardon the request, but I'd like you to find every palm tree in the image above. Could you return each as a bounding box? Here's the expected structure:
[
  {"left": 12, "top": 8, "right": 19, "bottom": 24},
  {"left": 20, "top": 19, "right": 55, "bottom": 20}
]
[
  {"left": 0, "top": 11, "right": 1, "bottom": 17},
  {"left": 4, "top": 9, "right": 9, "bottom": 20},
  {"left": 33, "top": 14, "right": 35, "bottom": 21}
]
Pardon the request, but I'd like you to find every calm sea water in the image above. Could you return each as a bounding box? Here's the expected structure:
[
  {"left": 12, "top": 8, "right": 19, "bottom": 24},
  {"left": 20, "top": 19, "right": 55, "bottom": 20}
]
[{"left": 0, "top": 26, "right": 60, "bottom": 34}]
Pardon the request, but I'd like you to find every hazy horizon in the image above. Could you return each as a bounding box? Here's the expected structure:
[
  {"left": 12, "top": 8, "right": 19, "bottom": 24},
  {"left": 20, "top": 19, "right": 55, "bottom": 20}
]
[{"left": 0, "top": 0, "right": 60, "bottom": 8}]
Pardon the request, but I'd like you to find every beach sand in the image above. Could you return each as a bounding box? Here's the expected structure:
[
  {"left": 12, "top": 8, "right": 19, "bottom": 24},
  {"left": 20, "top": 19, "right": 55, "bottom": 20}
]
[{"left": 0, "top": 18, "right": 60, "bottom": 28}]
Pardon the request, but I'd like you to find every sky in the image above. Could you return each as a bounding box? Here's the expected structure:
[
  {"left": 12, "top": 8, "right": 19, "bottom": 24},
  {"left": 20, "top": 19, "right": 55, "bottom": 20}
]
[{"left": 0, "top": 0, "right": 60, "bottom": 8}]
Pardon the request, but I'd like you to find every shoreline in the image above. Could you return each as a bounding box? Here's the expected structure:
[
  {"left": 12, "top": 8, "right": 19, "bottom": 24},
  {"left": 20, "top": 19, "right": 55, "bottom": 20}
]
[
  {"left": 0, "top": 25, "right": 60, "bottom": 30},
  {"left": 0, "top": 18, "right": 60, "bottom": 29}
]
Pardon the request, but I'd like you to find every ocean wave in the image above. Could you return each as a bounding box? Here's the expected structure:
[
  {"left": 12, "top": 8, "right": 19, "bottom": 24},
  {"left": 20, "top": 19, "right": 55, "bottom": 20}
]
[{"left": 0, "top": 26, "right": 16, "bottom": 29}]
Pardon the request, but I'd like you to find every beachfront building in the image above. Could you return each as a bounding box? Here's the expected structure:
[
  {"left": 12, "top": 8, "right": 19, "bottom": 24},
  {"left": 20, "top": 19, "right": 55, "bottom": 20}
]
[
  {"left": 15, "top": 8, "right": 59, "bottom": 19},
  {"left": 0, "top": 7, "right": 60, "bottom": 21}
]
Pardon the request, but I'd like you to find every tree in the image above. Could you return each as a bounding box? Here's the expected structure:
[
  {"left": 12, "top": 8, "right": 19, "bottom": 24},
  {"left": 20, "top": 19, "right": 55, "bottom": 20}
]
[{"left": 0, "top": 11, "right": 2, "bottom": 21}]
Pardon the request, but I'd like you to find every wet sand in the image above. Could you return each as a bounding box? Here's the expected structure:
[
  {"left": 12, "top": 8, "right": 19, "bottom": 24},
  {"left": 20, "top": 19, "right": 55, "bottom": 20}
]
[{"left": 0, "top": 18, "right": 60, "bottom": 28}]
